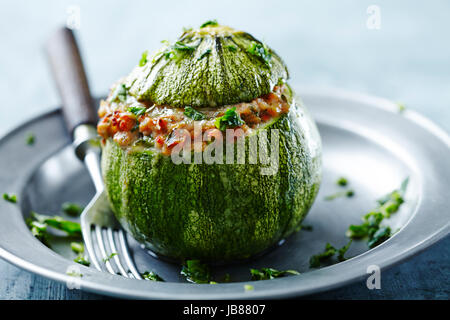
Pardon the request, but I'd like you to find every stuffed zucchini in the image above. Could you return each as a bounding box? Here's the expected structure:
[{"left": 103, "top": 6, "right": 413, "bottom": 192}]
[{"left": 97, "top": 22, "right": 322, "bottom": 262}]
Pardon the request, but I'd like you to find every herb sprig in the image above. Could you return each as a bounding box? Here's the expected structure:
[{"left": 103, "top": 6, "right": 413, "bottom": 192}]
[
  {"left": 181, "top": 260, "right": 212, "bottom": 284},
  {"left": 247, "top": 41, "right": 271, "bottom": 67},
  {"left": 142, "top": 271, "right": 164, "bottom": 281},
  {"left": 346, "top": 178, "right": 408, "bottom": 248},
  {"left": 337, "top": 177, "right": 348, "bottom": 186},
  {"left": 225, "top": 45, "right": 237, "bottom": 52},
  {"left": 324, "top": 190, "right": 354, "bottom": 200},
  {"left": 215, "top": 107, "right": 244, "bottom": 131},
  {"left": 103, "top": 253, "right": 117, "bottom": 263},
  {"left": 309, "top": 240, "right": 352, "bottom": 268},
  {"left": 128, "top": 106, "right": 147, "bottom": 116},
  {"left": 3, "top": 193, "right": 17, "bottom": 203},
  {"left": 31, "top": 212, "right": 81, "bottom": 237},
  {"left": 324, "top": 177, "right": 354, "bottom": 200},
  {"left": 161, "top": 41, "right": 198, "bottom": 62},
  {"left": 25, "top": 133, "right": 35, "bottom": 146},
  {"left": 71, "top": 242, "right": 90, "bottom": 266},
  {"left": 139, "top": 50, "right": 148, "bottom": 67},
  {"left": 198, "top": 49, "right": 211, "bottom": 60},
  {"left": 110, "top": 84, "right": 128, "bottom": 103},
  {"left": 244, "top": 284, "right": 254, "bottom": 291},
  {"left": 184, "top": 106, "right": 206, "bottom": 120},
  {"left": 28, "top": 220, "right": 50, "bottom": 247},
  {"left": 250, "top": 268, "right": 299, "bottom": 280},
  {"left": 200, "top": 20, "right": 219, "bottom": 28},
  {"left": 62, "top": 202, "right": 83, "bottom": 216}
]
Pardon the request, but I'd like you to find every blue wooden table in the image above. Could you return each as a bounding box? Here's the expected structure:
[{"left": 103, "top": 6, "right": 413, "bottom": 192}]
[{"left": 0, "top": 0, "right": 448, "bottom": 299}]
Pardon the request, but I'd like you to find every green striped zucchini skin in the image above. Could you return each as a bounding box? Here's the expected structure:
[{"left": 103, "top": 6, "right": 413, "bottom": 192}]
[
  {"left": 126, "top": 27, "right": 289, "bottom": 108},
  {"left": 101, "top": 100, "right": 321, "bottom": 263}
]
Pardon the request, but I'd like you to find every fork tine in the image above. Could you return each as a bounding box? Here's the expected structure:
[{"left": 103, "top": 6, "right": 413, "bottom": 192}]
[
  {"left": 106, "top": 228, "right": 130, "bottom": 278},
  {"left": 118, "top": 230, "right": 142, "bottom": 279},
  {"left": 82, "top": 224, "right": 102, "bottom": 271},
  {"left": 95, "top": 225, "right": 116, "bottom": 275}
]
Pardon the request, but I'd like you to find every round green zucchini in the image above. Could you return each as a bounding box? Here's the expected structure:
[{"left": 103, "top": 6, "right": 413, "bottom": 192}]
[
  {"left": 101, "top": 22, "right": 322, "bottom": 262},
  {"left": 101, "top": 101, "right": 321, "bottom": 262}
]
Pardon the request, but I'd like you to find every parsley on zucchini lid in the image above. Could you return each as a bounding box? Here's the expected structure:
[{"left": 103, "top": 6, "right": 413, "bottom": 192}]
[{"left": 125, "top": 22, "right": 289, "bottom": 108}]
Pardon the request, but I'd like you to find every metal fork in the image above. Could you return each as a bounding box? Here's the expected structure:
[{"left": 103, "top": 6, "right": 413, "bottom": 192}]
[{"left": 46, "top": 27, "right": 142, "bottom": 279}]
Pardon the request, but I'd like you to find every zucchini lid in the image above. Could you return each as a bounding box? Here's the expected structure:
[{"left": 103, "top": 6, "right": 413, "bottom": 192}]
[{"left": 125, "top": 22, "right": 289, "bottom": 108}]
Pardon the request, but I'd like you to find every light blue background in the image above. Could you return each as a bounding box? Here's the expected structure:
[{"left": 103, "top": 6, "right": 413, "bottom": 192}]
[
  {"left": 1, "top": 0, "right": 449, "bottom": 135},
  {"left": 0, "top": 0, "right": 448, "bottom": 299}
]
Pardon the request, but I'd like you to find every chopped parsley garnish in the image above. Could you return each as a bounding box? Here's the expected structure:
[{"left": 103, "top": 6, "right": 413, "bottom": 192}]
[
  {"left": 71, "top": 242, "right": 90, "bottom": 266},
  {"left": 244, "top": 284, "right": 254, "bottom": 291},
  {"left": 128, "top": 106, "right": 147, "bottom": 116},
  {"left": 142, "top": 271, "right": 164, "bottom": 281},
  {"left": 247, "top": 41, "right": 271, "bottom": 67},
  {"left": 172, "top": 41, "right": 197, "bottom": 52},
  {"left": 225, "top": 45, "right": 237, "bottom": 52},
  {"left": 346, "top": 178, "right": 408, "bottom": 248},
  {"left": 184, "top": 106, "right": 206, "bottom": 120},
  {"left": 367, "top": 226, "right": 391, "bottom": 248},
  {"left": 139, "top": 50, "right": 148, "bottom": 67},
  {"left": 162, "top": 41, "right": 198, "bottom": 61},
  {"left": 27, "top": 212, "right": 82, "bottom": 247},
  {"left": 73, "top": 255, "right": 90, "bottom": 267},
  {"left": 3, "top": 193, "right": 17, "bottom": 203},
  {"left": 337, "top": 177, "right": 348, "bottom": 186},
  {"left": 25, "top": 133, "right": 35, "bottom": 146},
  {"left": 31, "top": 212, "right": 81, "bottom": 237},
  {"left": 250, "top": 268, "right": 299, "bottom": 280},
  {"left": 337, "top": 240, "right": 352, "bottom": 261},
  {"left": 198, "top": 49, "right": 211, "bottom": 60},
  {"left": 325, "top": 176, "right": 353, "bottom": 200},
  {"left": 309, "top": 240, "right": 352, "bottom": 268},
  {"left": 397, "top": 102, "right": 406, "bottom": 113},
  {"left": 200, "top": 20, "right": 219, "bottom": 28},
  {"left": 71, "top": 242, "right": 84, "bottom": 254},
  {"left": 377, "top": 177, "right": 408, "bottom": 207},
  {"left": 110, "top": 84, "right": 128, "bottom": 103},
  {"left": 180, "top": 259, "right": 211, "bottom": 284},
  {"left": 66, "top": 270, "right": 83, "bottom": 277},
  {"left": 102, "top": 253, "right": 117, "bottom": 263},
  {"left": 215, "top": 107, "right": 244, "bottom": 131},
  {"left": 62, "top": 202, "right": 83, "bottom": 216},
  {"left": 309, "top": 243, "right": 337, "bottom": 268},
  {"left": 324, "top": 189, "right": 355, "bottom": 200},
  {"left": 27, "top": 220, "right": 50, "bottom": 247}
]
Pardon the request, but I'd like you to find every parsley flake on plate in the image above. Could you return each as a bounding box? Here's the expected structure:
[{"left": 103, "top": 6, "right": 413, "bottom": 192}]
[
  {"left": 142, "top": 271, "right": 164, "bottom": 281},
  {"left": 181, "top": 259, "right": 211, "bottom": 284},
  {"left": 62, "top": 202, "right": 83, "bottom": 216},
  {"left": 3, "top": 193, "right": 17, "bottom": 203},
  {"left": 250, "top": 267, "right": 299, "bottom": 280}
]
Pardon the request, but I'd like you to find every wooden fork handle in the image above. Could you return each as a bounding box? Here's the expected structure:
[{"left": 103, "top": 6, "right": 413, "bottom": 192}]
[{"left": 45, "top": 27, "right": 97, "bottom": 137}]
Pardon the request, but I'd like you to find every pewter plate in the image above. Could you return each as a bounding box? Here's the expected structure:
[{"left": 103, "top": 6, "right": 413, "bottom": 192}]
[{"left": 0, "top": 88, "right": 449, "bottom": 299}]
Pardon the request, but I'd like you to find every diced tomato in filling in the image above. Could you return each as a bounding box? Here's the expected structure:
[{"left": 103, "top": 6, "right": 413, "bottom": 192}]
[
  {"left": 155, "top": 135, "right": 165, "bottom": 147},
  {"left": 118, "top": 114, "right": 136, "bottom": 131},
  {"left": 260, "top": 113, "right": 271, "bottom": 122},
  {"left": 157, "top": 118, "right": 167, "bottom": 132},
  {"left": 97, "top": 84, "right": 291, "bottom": 153}
]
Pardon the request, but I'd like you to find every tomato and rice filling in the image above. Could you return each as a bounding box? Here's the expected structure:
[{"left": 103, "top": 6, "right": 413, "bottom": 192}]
[{"left": 97, "top": 84, "right": 292, "bottom": 155}]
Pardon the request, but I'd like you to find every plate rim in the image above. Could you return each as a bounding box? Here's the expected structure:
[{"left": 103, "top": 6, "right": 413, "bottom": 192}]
[{"left": 0, "top": 87, "right": 449, "bottom": 299}]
